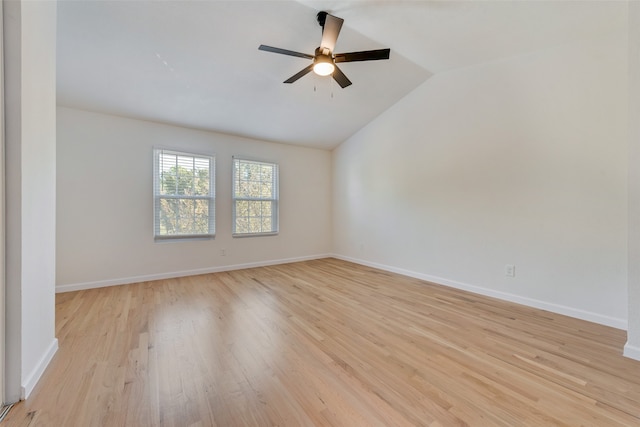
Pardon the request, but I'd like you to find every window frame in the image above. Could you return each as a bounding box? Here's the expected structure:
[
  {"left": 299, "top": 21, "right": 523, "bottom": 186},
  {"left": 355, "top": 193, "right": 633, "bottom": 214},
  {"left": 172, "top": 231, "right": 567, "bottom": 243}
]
[
  {"left": 232, "top": 156, "right": 279, "bottom": 237},
  {"left": 153, "top": 148, "right": 216, "bottom": 241}
]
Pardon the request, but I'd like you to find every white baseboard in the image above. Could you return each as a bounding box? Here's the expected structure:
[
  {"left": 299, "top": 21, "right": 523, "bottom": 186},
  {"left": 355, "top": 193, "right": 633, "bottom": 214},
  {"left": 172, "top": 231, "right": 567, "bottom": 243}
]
[
  {"left": 624, "top": 342, "right": 640, "bottom": 361},
  {"left": 332, "top": 254, "right": 627, "bottom": 330},
  {"left": 56, "top": 253, "right": 627, "bottom": 331},
  {"left": 22, "top": 338, "right": 58, "bottom": 400},
  {"left": 56, "top": 254, "right": 331, "bottom": 293}
]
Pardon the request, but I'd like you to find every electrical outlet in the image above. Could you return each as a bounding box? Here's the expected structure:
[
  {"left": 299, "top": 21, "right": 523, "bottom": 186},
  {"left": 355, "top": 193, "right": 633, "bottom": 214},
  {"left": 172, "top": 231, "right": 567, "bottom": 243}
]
[
  {"left": 220, "top": 249, "right": 226, "bottom": 256},
  {"left": 505, "top": 264, "right": 515, "bottom": 278}
]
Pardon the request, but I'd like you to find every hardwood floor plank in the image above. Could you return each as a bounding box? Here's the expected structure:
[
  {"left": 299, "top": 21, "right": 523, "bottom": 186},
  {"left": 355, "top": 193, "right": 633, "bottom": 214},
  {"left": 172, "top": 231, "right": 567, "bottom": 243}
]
[{"left": 4, "top": 258, "right": 640, "bottom": 426}]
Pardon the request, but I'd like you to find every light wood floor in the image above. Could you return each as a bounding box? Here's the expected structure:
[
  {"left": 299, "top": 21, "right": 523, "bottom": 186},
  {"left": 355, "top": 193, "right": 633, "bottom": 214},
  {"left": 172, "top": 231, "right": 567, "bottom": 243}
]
[{"left": 5, "top": 258, "right": 640, "bottom": 426}]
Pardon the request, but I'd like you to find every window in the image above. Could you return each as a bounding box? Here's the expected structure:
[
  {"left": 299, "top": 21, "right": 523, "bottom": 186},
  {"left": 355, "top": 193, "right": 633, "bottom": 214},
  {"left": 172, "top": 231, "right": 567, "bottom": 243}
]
[
  {"left": 232, "top": 157, "right": 279, "bottom": 236},
  {"left": 153, "top": 149, "right": 215, "bottom": 240}
]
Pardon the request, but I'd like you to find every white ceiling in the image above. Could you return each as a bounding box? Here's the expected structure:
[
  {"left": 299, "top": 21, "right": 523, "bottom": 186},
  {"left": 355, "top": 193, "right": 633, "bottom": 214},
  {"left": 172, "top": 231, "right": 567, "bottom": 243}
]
[{"left": 57, "top": 1, "right": 627, "bottom": 150}]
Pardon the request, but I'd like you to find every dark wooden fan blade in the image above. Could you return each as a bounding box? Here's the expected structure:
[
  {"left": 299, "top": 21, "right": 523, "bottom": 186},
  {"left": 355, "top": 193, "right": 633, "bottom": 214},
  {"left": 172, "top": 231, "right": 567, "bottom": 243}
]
[
  {"left": 259, "top": 45, "right": 314, "bottom": 60},
  {"left": 284, "top": 64, "right": 314, "bottom": 84},
  {"left": 334, "top": 48, "right": 391, "bottom": 63},
  {"left": 332, "top": 65, "right": 352, "bottom": 88},
  {"left": 320, "top": 14, "right": 344, "bottom": 53}
]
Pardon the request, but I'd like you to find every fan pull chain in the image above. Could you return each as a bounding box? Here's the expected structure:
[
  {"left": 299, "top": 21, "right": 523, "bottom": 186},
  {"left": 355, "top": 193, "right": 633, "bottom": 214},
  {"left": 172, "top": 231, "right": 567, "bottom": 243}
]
[{"left": 330, "top": 75, "right": 334, "bottom": 99}]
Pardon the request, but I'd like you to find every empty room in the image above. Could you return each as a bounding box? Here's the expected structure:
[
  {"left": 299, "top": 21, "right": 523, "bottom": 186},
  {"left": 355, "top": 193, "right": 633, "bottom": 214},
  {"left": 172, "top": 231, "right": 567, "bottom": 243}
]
[{"left": 3, "top": 0, "right": 640, "bottom": 425}]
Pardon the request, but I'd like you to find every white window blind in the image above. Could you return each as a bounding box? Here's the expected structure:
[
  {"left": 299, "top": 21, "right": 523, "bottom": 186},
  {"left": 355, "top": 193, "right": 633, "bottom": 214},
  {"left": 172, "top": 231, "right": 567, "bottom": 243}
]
[
  {"left": 232, "top": 157, "right": 279, "bottom": 236},
  {"left": 153, "top": 149, "right": 215, "bottom": 240}
]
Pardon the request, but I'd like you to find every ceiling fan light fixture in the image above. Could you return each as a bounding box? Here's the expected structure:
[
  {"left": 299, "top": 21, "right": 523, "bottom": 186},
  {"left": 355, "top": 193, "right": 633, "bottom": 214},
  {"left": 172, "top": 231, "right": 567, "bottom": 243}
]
[{"left": 313, "top": 55, "right": 335, "bottom": 76}]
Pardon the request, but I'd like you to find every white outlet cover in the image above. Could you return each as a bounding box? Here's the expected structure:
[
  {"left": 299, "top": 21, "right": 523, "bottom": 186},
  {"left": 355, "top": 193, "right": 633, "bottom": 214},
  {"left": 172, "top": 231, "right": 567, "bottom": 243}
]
[{"left": 505, "top": 264, "right": 516, "bottom": 277}]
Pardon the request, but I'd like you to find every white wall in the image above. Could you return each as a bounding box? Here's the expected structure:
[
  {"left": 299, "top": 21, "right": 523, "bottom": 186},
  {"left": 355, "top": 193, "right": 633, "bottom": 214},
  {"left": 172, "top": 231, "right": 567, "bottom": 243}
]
[
  {"left": 56, "top": 107, "right": 331, "bottom": 290},
  {"left": 4, "top": 0, "right": 58, "bottom": 401},
  {"left": 626, "top": 2, "right": 640, "bottom": 360},
  {"left": 333, "top": 32, "right": 628, "bottom": 328}
]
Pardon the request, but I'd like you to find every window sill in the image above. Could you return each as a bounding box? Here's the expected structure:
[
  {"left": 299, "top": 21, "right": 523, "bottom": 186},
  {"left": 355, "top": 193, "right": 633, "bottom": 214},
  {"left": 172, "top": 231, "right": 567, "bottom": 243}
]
[
  {"left": 232, "top": 232, "right": 278, "bottom": 238},
  {"left": 155, "top": 234, "right": 215, "bottom": 242}
]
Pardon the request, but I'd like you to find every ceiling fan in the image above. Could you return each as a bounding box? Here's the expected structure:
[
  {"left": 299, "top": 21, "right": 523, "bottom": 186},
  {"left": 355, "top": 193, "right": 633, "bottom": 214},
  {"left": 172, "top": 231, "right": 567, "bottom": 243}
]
[{"left": 258, "top": 11, "right": 390, "bottom": 88}]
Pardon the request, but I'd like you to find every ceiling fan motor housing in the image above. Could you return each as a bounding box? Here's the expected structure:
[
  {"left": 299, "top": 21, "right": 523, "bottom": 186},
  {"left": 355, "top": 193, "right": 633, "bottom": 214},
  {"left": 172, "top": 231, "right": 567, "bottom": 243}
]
[{"left": 315, "top": 47, "right": 331, "bottom": 57}]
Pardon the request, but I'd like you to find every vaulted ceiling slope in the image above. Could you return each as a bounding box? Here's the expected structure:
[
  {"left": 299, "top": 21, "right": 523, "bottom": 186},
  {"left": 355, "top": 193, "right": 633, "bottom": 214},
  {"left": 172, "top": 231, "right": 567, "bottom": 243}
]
[{"left": 56, "top": 1, "right": 627, "bottom": 149}]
